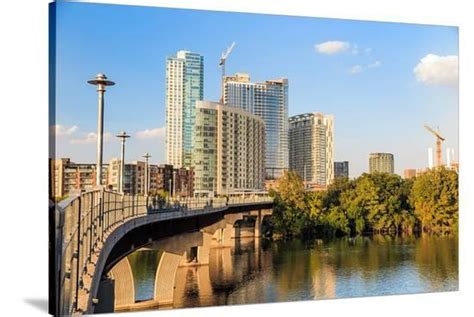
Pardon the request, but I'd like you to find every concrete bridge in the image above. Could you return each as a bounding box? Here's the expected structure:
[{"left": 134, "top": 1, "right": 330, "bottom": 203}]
[{"left": 51, "top": 188, "right": 273, "bottom": 315}]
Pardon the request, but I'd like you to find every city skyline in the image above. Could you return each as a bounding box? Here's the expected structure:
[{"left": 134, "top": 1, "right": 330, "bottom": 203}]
[{"left": 53, "top": 2, "right": 458, "bottom": 177}]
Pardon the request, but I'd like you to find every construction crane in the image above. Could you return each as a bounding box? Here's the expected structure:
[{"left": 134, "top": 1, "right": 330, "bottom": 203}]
[
  {"left": 424, "top": 124, "right": 445, "bottom": 168},
  {"left": 219, "top": 41, "right": 235, "bottom": 102}
]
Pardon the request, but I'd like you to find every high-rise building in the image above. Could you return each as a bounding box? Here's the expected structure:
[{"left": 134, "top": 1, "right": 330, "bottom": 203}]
[
  {"left": 369, "top": 153, "right": 394, "bottom": 174},
  {"left": 166, "top": 50, "right": 204, "bottom": 168},
  {"left": 193, "top": 101, "right": 265, "bottom": 196},
  {"left": 223, "top": 73, "right": 288, "bottom": 179},
  {"left": 288, "top": 113, "right": 334, "bottom": 187},
  {"left": 334, "top": 161, "right": 349, "bottom": 179}
]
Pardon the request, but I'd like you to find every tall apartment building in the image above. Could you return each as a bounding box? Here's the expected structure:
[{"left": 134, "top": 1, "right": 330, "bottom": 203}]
[
  {"left": 193, "top": 101, "right": 265, "bottom": 196},
  {"left": 166, "top": 50, "right": 204, "bottom": 168},
  {"left": 288, "top": 113, "right": 334, "bottom": 187},
  {"left": 51, "top": 158, "right": 108, "bottom": 198},
  {"left": 334, "top": 161, "right": 349, "bottom": 179},
  {"left": 223, "top": 73, "right": 288, "bottom": 179},
  {"left": 369, "top": 153, "right": 394, "bottom": 174}
]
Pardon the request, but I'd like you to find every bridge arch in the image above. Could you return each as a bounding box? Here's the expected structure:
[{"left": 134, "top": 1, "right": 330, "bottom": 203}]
[{"left": 54, "top": 188, "right": 273, "bottom": 315}]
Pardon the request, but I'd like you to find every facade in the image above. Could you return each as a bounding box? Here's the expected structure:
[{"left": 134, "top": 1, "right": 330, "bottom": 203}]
[
  {"left": 193, "top": 101, "right": 265, "bottom": 196},
  {"left": 166, "top": 50, "right": 204, "bottom": 168},
  {"left": 403, "top": 168, "right": 417, "bottom": 179},
  {"left": 174, "top": 167, "right": 194, "bottom": 197},
  {"left": 334, "top": 161, "right": 349, "bottom": 179},
  {"left": 53, "top": 158, "right": 194, "bottom": 199},
  {"left": 123, "top": 161, "right": 146, "bottom": 195},
  {"left": 369, "top": 153, "right": 394, "bottom": 174},
  {"left": 288, "top": 113, "right": 335, "bottom": 187},
  {"left": 223, "top": 73, "right": 289, "bottom": 179},
  {"left": 52, "top": 158, "right": 108, "bottom": 199}
]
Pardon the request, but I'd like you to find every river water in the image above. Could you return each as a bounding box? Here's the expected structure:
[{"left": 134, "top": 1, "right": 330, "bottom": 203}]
[{"left": 126, "top": 235, "right": 458, "bottom": 309}]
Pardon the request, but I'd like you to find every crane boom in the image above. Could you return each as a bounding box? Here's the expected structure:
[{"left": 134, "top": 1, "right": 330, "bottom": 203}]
[
  {"left": 219, "top": 41, "right": 235, "bottom": 66},
  {"left": 424, "top": 125, "right": 445, "bottom": 141},
  {"left": 219, "top": 42, "right": 236, "bottom": 103}
]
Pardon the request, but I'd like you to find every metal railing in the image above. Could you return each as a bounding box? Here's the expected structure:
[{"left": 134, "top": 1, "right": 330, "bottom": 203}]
[{"left": 55, "top": 188, "right": 273, "bottom": 315}]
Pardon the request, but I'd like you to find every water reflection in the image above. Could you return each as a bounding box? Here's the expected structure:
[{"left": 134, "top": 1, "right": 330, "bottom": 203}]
[{"left": 127, "top": 235, "right": 458, "bottom": 309}]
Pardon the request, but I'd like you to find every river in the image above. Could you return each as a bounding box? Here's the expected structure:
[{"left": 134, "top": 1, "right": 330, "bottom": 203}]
[{"left": 126, "top": 234, "right": 458, "bottom": 309}]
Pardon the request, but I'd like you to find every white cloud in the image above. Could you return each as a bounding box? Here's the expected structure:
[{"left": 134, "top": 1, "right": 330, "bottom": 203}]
[
  {"left": 70, "top": 132, "right": 112, "bottom": 144},
  {"left": 368, "top": 60, "right": 382, "bottom": 68},
  {"left": 136, "top": 127, "right": 165, "bottom": 139},
  {"left": 414, "top": 54, "right": 458, "bottom": 87},
  {"left": 51, "top": 124, "right": 78, "bottom": 136},
  {"left": 314, "top": 41, "right": 350, "bottom": 55},
  {"left": 349, "top": 65, "right": 364, "bottom": 75}
]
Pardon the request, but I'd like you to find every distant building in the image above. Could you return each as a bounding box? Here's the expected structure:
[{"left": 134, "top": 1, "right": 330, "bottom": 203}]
[
  {"left": 166, "top": 50, "right": 204, "bottom": 168},
  {"left": 53, "top": 158, "right": 194, "bottom": 199},
  {"left": 403, "top": 168, "right": 417, "bottom": 179},
  {"left": 108, "top": 159, "right": 193, "bottom": 196},
  {"left": 224, "top": 73, "right": 288, "bottom": 179},
  {"left": 193, "top": 101, "right": 265, "bottom": 196},
  {"left": 52, "top": 158, "right": 108, "bottom": 198},
  {"left": 369, "top": 153, "right": 394, "bottom": 174},
  {"left": 122, "top": 161, "right": 146, "bottom": 195},
  {"left": 334, "top": 161, "right": 349, "bottom": 179},
  {"left": 289, "top": 113, "right": 334, "bottom": 187},
  {"left": 174, "top": 167, "right": 194, "bottom": 197}
]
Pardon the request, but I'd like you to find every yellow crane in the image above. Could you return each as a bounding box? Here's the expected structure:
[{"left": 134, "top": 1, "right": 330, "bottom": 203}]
[{"left": 424, "top": 125, "right": 445, "bottom": 168}]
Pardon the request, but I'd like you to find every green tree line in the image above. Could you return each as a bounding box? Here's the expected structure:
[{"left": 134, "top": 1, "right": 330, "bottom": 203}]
[{"left": 269, "top": 167, "right": 458, "bottom": 238}]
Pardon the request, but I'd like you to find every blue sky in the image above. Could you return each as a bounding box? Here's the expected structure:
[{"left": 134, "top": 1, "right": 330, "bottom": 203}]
[{"left": 53, "top": 2, "right": 459, "bottom": 177}]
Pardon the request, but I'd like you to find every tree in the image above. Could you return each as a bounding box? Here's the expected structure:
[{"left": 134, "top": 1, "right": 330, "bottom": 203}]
[
  {"left": 410, "top": 167, "right": 458, "bottom": 234},
  {"left": 269, "top": 171, "right": 307, "bottom": 236}
]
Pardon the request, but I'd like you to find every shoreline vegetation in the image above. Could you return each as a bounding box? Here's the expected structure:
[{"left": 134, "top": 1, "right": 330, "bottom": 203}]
[{"left": 269, "top": 168, "right": 458, "bottom": 239}]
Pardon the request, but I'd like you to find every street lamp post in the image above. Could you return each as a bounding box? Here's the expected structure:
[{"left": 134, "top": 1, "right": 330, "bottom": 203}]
[
  {"left": 116, "top": 131, "right": 130, "bottom": 194},
  {"left": 88, "top": 73, "right": 115, "bottom": 186},
  {"left": 142, "top": 153, "right": 152, "bottom": 196}
]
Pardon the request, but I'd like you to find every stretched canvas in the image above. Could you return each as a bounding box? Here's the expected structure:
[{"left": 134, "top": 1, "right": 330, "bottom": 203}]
[{"left": 49, "top": 1, "right": 459, "bottom": 315}]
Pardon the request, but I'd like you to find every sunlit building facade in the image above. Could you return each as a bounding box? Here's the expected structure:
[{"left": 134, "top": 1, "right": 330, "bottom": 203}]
[
  {"left": 224, "top": 73, "right": 288, "bottom": 179},
  {"left": 369, "top": 153, "right": 394, "bottom": 174},
  {"left": 193, "top": 101, "right": 265, "bottom": 196},
  {"left": 166, "top": 50, "right": 204, "bottom": 168},
  {"left": 289, "top": 113, "right": 335, "bottom": 187}
]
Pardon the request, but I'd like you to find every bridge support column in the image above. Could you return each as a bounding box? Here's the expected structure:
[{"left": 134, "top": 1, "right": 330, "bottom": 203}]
[
  {"left": 196, "top": 233, "right": 212, "bottom": 265},
  {"left": 154, "top": 251, "right": 183, "bottom": 306},
  {"left": 255, "top": 209, "right": 262, "bottom": 238},
  {"left": 108, "top": 257, "right": 135, "bottom": 311},
  {"left": 94, "top": 275, "right": 115, "bottom": 314}
]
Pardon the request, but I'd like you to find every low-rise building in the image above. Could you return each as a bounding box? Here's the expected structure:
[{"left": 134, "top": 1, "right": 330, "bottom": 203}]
[{"left": 51, "top": 158, "right": 108, "bottom": 199}]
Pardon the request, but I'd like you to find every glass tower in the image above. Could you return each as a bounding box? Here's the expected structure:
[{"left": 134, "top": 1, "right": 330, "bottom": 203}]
[
  {"left": 224, "top": 73, "right": 289, "bottom": 179},
  {"left": 166, "top": 50, "right": 204, "bottom": 168}
]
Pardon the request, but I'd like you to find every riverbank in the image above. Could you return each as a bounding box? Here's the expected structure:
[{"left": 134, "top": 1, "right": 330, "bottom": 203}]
[{"left": 269, "top": 169, "right": 458, "bottom": 238}]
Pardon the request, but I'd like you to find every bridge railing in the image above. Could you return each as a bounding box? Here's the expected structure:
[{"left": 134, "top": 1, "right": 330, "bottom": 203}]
[{"left": 55, "top": 188, "right": 273, "bottom": 315}]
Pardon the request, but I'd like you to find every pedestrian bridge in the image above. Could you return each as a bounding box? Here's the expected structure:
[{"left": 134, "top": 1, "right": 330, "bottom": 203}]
[{"left": 51, "top": 188, "right": 273, "bottom": 315}]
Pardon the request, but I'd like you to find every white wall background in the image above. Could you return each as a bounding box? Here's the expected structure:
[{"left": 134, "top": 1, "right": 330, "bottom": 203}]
[{"left": 0, "top": 0, "right": 472, "bottom": 316}]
